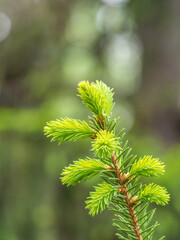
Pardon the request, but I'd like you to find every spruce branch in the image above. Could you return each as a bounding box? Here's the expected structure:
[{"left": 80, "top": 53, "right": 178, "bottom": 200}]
[
  {"left": 44, "top": 117, "right": 95, "bottom": 144},
  {"left": 85, "top": 182, "right": 117, "bottom": 216},
  {"left": 61, "top": 158, "right": 106, "bottom": 186},
  {"left": 44, "top": 81, "right": 170, "bottom": 240},
  {"left": 78, "top": 80, "right": 114, "bottom": 117},
  {"left": 129, "top": 156, "right": 165, "bottom": 178},
  {"left": 138, "top": 183, "right": 170, "bottom": 206},
  {"left": 111, "top": 152, "right": 143, "bottom": 240}
]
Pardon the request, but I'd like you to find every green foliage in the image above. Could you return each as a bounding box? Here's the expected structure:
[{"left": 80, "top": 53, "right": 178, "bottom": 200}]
[
  {"left": 61, "top": 158, "right": 106, "bottom": 186},
  {"left": 78, "top": 80, "right": 114, "bottom": 117},
  {"left": 44, "top": 81, "right": 170, "bottom": 240},
  {"left": 44, "top": 117, "right": 94, "bottom": 144},
  {"left": 85, "top": 182, "right": 117, "bottom": 216},
  {"left": 130, "top": 155, "right": 165, "bottom": 178},
  {"left": 92, "top": 130, "right": 121, "bottom": 159},
  {"left": 139, "top": 183, "right": 170, "bottom": 206}
]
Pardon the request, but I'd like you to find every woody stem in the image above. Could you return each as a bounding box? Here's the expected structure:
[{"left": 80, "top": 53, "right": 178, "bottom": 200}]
[{"left": 111, "top": 152, "right": 143, "bottom": 240}]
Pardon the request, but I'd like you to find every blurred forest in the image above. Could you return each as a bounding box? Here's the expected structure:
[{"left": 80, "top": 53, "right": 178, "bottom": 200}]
[{"left": 0, "top": 0, "right": 180, "bottom": 240}]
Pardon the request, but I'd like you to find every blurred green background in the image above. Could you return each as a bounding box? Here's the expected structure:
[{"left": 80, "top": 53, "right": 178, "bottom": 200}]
[{"left": 0, "top": 0, "right": 180, "bottom": 239}]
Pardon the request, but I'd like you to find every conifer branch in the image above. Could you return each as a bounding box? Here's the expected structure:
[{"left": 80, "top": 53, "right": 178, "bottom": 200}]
[
  {"left": 78, "top": 80, "right": 114, "bottom": 117},
  {"left": 44, "top": 117, "right": 95, "bottom": 144},
  {"left": 85, "top": 182, "right": 117, "bottom": 216},
  {"left": 138, "top": 184, "right": 170, "bottom": 206},
  {"left": 44, "top": 81, "right": 170, "bottom": 240},
  {"left": 111, "top": 152, "right": 143, "bottom": 240},
  {"left": 129, "top": 156, "right": 165, "bottom": 178},
  {"left": 61, "top": 158, "right": 106, "bottom": 186}
]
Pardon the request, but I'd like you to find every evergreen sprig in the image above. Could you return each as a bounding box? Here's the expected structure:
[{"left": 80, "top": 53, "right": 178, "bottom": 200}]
[
  {"left": 44, "top": 81, "right": 170, "bottom": 240},
  {"left": 61, "top": 158, "right": 106, "bottom": 186},
  {"left": 139, "top": 183, "right": 170, "bottom": 206},
  {"left": 130, "top": 155, "right": 165, "bottom": 178},
  {"left": 78, "top": 80, "right": 114, "bottom": 117},
  {"left": 85, "top": 182, "right": 117, "bottom": 216},
  {"left": 44, "top": 117, "right": 94, "bottom": 144}
]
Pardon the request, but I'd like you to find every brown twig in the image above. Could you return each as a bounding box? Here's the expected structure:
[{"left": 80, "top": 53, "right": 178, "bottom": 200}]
[
  {"left": 111, "top": 152, "right": 143, "bottom": 240},
  {"left": 96, "top": 115, "right": 142, "bottom": 239}
]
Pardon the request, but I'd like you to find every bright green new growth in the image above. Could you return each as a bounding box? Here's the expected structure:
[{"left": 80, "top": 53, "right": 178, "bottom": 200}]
[
  {"left": 92, "top": 130, "right": 121, "bottom": 159},
  {"left": 139, "top": 184, "right": 170, "bottom": 206},
  {"left": 130, "top": 155, "right": 165, "bottom": 178},
  {"left": 61, "top": 158, "right": 106, "bottom": 186},
  {"left": 44, "top": 80, "right": 170, "bottom": 240},
  {"left": 44, "top": 117, "right": 94, "bottom": 144},
  {"left": 78, "top": 80, "right": 114, "bottom": 117},
  {"left": 85, "top": 182, "right": 117, "bottom": 216}
]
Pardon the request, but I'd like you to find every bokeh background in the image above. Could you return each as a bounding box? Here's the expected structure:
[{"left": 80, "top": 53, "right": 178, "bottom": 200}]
[{"left": 0, "top": 0, "right": 180, "bottom": 239}]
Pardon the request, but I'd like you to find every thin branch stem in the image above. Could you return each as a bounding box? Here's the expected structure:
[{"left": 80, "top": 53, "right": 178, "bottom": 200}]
[{"left": 111, "top": 152, "right": 143, "bottom": 240}]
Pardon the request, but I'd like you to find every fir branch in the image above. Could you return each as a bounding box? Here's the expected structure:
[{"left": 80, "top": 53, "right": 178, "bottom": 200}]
[
  {"left": 138, "top": 183, "right": 170, "bottom": 206},
  {"left": 85, "top": 182, "right": 117, "bottom": 216},
  {"left": 130, "top": 156, "right": 165, "bottom": 178},
  {"left": 61, "top": 158, "right": 106, "bottom": 186},
  {"left": 78, "top": 80, "right": 114, "bottom": 117},
  {"left": 44, "top": 81, "right": 170, "bottom": 240},
  {"left": 111, "top": 152, "right": 143, "bottom": 240},
  {"left": 44, "top": 117, "right": 95, "bottom": 144}
]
